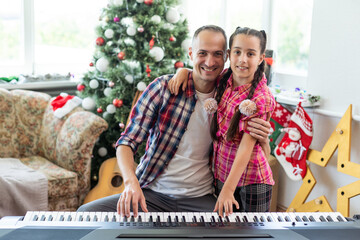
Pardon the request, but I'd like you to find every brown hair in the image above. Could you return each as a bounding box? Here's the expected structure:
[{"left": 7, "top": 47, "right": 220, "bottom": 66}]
[
  {"left": 192, "top": 25, "right": 228, "bottom": 52},
  {"left": 210, "top": 27, "right": 267, "bottom": 141}
]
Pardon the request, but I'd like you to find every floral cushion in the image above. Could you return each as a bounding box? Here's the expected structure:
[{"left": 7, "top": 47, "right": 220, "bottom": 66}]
[{"left": 20, "top": 156, "right": 78, "bottom": 198}]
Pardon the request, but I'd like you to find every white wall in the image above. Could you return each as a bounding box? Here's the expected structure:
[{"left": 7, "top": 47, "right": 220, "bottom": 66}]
[{"left": 277, "top": 0, "right": 360, "bottom": 217}]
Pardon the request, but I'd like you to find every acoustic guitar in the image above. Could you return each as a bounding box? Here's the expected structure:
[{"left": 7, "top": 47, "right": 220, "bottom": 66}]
[{"left": 83, "top": 91, "right": 142, "bottom": 204}]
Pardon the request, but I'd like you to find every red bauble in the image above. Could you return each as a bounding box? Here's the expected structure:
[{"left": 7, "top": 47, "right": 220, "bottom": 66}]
[
  {"left": 146, "top": 64, "right": 151, "bottom": 77},
  {"left": 144, "top": 0, "right": 153, "bottom": 5},
  {"left": 174, "top": 61, "right": 184, "bottom": 69},
  {"left": 117, "top": 51, "right": 125, "bottom": 60},
  {"left": 97, "top": 107, "right": 103, "bottom": 113},
  {"left": 89, "top": 62, "right": 94, "bottom": 67},
  {"left": 169, "top": 36, "right": 176, "bottom": 42},
  {"left": 113, "top": 98, "right": 123, "bottom": 108},
  {"left": 96, "top": 37, "right": 105, "bottom": 46},
  {"left": 149, "top": 36, "right": 155, "bottom": 49},
  {"left": 77, "top": 84, "right": 85, "bottom": 91}
]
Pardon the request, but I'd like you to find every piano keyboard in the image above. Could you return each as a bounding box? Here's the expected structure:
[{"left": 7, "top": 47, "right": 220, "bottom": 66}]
[{"left": 22, "top": 211, "right": 348, "bottom": 224}]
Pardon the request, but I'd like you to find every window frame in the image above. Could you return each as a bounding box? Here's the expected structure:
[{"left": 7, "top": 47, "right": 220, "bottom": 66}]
[{"left": 2, "top": 0, "right": 308, "bottom": 87}]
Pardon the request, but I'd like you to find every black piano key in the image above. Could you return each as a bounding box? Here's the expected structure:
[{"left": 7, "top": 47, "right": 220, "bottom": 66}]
[
  {"left": 267, "top": 216, "right": 273, "bottom": 222},
  {"left": 309, "top": 216, "right": 316, "bottom": 222},
  {"left": 40, "top": 215, "right": 46, "bottom": 221},
  {"left": 156, "top": 216, "right": 161, "bottom": 223},
  {"left": 253, "top": 216, "right": 259, "bottom": 222},
  {"left": 319, "top": 216, "right": 326, "bottom": 222},
  {"left": 182, "top": 216, "right": 186, "bottom": 222},
  {"left": 200, "top": 216, "right": 205, "bottom": 223},
  {"left": 211, "top": 216, "right": 216, "bottom": 222},
  {"left": 302, "top": 216, "right": 309, "bottom": 222},
  {"left": 192, "top": 216, "right": 197, "bottom": 222},
  {"left": 218, "top": 216, "right": 223, "bottom": 222},
  {"left": 104, "top": 215, "right": 109, "bottom": 222},
  {"left": 337, "top": 215, "right": 345, "bottom": 222},
  {"left": 175, "top": 216, "right": 179, "bottom": 222},
  {"left": 149, "top": 216, "right": 154, "bottom": 222},
  {"left": 260, "top": 216, "right": 266, "bottom": 222},
  {"left": 60, "top": 215, "right": 65, "bottom": 221},
  {"left": 67, "top": 215, "right": 72, "bottom": 221},
  {"left": 225, "top": 216, "right": 230, "bottom": 222},
  {"left": 123, "top": 216, "right": 128, "bottom": 222},
  {"left": 284, "top": 216, "right": 291, "bottom": 222},
  {"left": 168, "top": 216, "right": 172, "bottom": 223},
  {"left": 243, "top": 216, "right": 248, "bottom": 222},
  {"left": 295, "top": 216, "right": 302, "bottom": 222},
  {"left": 326, "top": 216, "right": 334, "bottom": 222},
  {"left": 48, "top": 215, "right": 53, "bottom": 221},
  {"left": 93, "top": 215, "right": 98, "bottom": 222},
  {"left": 138, "top": 215, "right": 142, "bottom": 222},
  {"left": 112, "top": 215, "right": 116, "bottom": 222},
  {"left": 277, "top": 216, "right": 284, "bottom": 222},
  {"left": 86, "top": 215, "right": 91, "bottom": 222},
  {"left": 130, "top": 216, "right": 135, "bottom": 222},
  {"left": 32, "top": 215, "right": 38, "bottom": 221}
]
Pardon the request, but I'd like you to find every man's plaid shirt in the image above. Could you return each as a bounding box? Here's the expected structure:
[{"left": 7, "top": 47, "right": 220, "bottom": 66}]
[{"left": 116, "top": 74, "right": 198, "bottom": 188}]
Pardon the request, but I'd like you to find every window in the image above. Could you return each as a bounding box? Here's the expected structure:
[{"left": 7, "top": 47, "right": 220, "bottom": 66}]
[
  {"left": 0, "top": 0, "right": 107, "bottom": 77},
  {"left": 182, "top": 0, "right": 313, "bottom": 77}
]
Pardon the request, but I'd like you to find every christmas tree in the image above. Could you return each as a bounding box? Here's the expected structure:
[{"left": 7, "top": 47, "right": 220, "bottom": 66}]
[{"left": 76, "top": 0, "right": 190, "bottom": 187}]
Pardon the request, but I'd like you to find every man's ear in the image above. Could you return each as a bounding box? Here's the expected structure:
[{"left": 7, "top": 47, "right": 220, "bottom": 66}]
[
  {"left": 225, "top": 49, "right": 230, "bottom": 61},
  {"left": 189, "top": 47, "right": 193, "bottom": 61}
]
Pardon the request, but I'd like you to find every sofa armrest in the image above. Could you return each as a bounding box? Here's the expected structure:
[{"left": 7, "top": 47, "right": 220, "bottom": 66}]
[{"left": 55, "top": 111, "right": 108, "bottom": 194}]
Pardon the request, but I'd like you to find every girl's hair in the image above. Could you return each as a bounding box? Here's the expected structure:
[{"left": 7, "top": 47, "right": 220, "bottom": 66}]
[{"left": 210, "top": 27, "right": 267, "bottom": 141}]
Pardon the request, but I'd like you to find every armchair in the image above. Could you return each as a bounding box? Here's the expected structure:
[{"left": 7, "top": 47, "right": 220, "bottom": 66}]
[{"left": 0, "top": 88, "right": 108, "bottom": 211}]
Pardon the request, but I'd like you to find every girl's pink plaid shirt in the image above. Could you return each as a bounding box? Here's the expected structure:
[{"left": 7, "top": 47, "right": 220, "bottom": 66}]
[{"left": 213, "top": 74, "right": 276, "bottom": 187}]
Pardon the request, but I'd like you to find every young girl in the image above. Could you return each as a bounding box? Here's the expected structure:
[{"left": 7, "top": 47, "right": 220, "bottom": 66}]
[{"left": 169, "top": 27, "right": 275, "bottom": 216}]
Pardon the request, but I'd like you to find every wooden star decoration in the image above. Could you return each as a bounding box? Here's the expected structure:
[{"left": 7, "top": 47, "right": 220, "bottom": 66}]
[{"left": 287, "top": 105, "right": 360, "bottom": 217}]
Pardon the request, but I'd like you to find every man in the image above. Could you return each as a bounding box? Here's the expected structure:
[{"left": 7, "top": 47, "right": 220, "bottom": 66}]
[{"left": 78, "top": 25, "right": 271, "bottom": 217}]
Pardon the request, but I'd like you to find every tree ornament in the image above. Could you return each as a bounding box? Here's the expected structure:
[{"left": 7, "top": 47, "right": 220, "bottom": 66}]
[
  {"left": 149, "top": 46, "right": 165, "bottom": 62},
  {"left": 106, "top": 104, "right": 116, "bottom": 114},
  {"left": 166, "top": 8, "right": 180, "bottom": 24},
  {"left": 103, "top": 87, "right": 112, "bottom": 97},
  {"left": 149, "top": 36, "right": 155, "bottom": 49},
  {"left": 98, "top": 147, "right": 108, "bottom": 157},
  {"left": 137, "top": 81, "right": 147, "bottom": 91},
  {"left": 104, "top": 29, "right": 114, "bottom": 39},
  {"left": 181, "top": 39, "right": 191, "bottom": 51},
  {"left": 126, "top": 26, "right": 136, "bottom": 36},
  {"left": 82, "top": 97, "right": 96, "bottom": 110},
  {"left": 108, "top": 81, "right": 115, "bottom": 87},
  {"left": 146, "top": 64, "right": 151, "bottom": 77},
  {"left": 113, "top": 17, "right": 120, "bottom": 22},
  {"left": 125, "top": 75, "right": 134, "bottom": 83},
  {"left": 144, "top": 0, "right": 153, "bottom": 5},
  {"left": 113, "top": 98, "right": 123, "bottom": 108},
  {"left": 77, "top": 84, "right": 85, "bottom": 91},
  {"left": 96, "top": 57, "right": 109, "bottom": 72},
  {"left": 174, "top": 61, "right": 184, "bottom": 69},
  {"left": 89, "top": 79, "right": 99, "bottom": 89},
  {"left": 136, "top": 0, "right": 144, "bottom": 2},
  {"left": 137, "top": 26, "right": 144, "bottom": 33},
  {"left": 89, "top": 62, "right": 94, "bottom": 67},
  {"left": 151, "top": 15, "right": 161, "bottom": 24},
  {"left": 97, "top": 107, "right": 103, "bottom": 113},
  {"left": 117, "top": 51, "right": 125, "bottom": 60},
  {"left": 104, "top": 16, "right": 110, "bottom": 22},
  {"left": 163, "top": 23, "right": 174, "bottom": 30},
  {"left": 119, "top": 123, "right": 125, "bottom": 128},
  {"left": 111, "top": 0, "right": 123, "bottom": 6},
  {"left": 92, "top": 175, "right": 98, "bottom": 181},
  {"left": 96, "top": 37, "right": 105, "bottom": 46},
  {"left": 169, "top": 35, "right": 176, "bottom": 42},
  {"left": 124, "top": 38, "right": 135, "bottom": 46}
]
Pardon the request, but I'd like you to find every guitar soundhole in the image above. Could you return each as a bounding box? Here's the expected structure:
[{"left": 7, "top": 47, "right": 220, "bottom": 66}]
[{"left": 111, "top": 175, "right": 123, "bottom": 188}]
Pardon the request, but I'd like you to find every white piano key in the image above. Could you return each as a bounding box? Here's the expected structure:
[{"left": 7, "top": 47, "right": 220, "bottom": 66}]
[{"left": 23, "top": 211, "right": 36, "bottom": 222}]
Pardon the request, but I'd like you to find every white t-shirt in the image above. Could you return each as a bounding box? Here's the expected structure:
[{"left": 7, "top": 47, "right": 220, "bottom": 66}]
[{"left": 148, "top": 89, "right": 215, "bottom": 198}]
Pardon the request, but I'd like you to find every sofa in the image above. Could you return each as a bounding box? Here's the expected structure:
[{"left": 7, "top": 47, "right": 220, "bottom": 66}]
[{"left": 0, "top": 88, "right": 108, "bottom": 211}]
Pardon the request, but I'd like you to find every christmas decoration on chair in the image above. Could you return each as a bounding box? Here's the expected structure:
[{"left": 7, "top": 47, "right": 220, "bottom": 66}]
[
  {"left": 274, "top": 102, "right": 313, "bottom": 181},
  {"left": 76, "top": 0, "right": 190, "bottom": 187}
]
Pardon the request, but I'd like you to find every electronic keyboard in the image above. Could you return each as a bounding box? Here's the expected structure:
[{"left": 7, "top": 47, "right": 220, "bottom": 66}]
[{"left": 1, "top": 211, "right": 359, "bottom": 240}]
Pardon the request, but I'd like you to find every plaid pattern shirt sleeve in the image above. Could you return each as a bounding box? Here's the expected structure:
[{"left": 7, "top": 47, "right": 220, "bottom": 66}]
[{"left": 116, "top": 74, "right": 197, "bottom": 188}]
